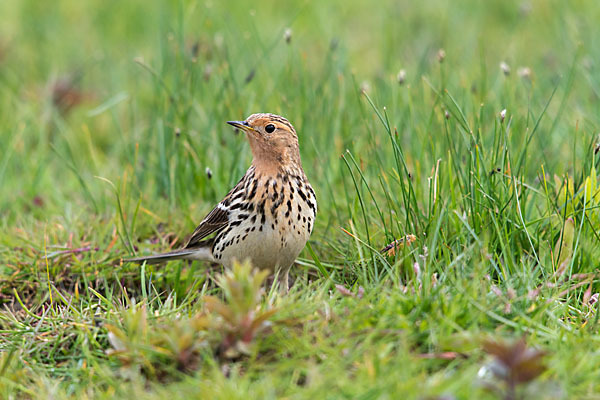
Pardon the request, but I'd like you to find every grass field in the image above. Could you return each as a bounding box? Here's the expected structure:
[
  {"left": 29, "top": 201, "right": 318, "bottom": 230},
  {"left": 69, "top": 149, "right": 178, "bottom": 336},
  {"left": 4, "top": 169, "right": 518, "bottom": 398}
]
[{"left": 1, "top": 0, "right": 600, "bottom": 398}]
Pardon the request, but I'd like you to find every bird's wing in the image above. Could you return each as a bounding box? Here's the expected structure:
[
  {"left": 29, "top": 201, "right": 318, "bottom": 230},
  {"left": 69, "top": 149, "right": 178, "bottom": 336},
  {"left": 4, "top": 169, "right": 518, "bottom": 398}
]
[
  {"left": 184, "top": 170, "right": 251, "bottom": 248},
  {"left": 185, "top": 203, "right": 230, "bottom": 248}
]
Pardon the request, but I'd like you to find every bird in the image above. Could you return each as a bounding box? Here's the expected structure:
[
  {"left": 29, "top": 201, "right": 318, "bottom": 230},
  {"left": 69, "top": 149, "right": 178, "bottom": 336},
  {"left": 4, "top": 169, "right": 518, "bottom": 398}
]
[{"left": 126, "top": 113, "right": 317, "bottom": 289}]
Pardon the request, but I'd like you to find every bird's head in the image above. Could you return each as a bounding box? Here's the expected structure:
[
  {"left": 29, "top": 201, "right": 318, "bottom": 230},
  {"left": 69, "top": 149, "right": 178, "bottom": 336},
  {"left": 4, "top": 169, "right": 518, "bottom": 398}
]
[{"left": 227, "top": 113, "right": 301, "bottom": 172}]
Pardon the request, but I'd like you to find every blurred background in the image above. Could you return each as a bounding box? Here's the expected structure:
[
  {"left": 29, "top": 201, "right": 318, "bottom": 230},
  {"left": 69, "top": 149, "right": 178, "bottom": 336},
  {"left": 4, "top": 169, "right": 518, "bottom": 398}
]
[{"left": 1, "top": 0, "right": 599, "bottom": 262}]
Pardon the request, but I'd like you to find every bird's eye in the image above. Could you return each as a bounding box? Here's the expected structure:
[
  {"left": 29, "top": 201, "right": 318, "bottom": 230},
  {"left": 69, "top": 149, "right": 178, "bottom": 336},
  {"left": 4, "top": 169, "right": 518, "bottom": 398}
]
[{"left": 265, "top": 124, "right": 275, "bottom": 133}]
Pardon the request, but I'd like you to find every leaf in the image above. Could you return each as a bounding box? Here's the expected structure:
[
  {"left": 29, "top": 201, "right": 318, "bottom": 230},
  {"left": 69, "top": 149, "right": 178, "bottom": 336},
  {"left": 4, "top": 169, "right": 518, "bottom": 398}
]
[
  {"left": 482, "top": 337, "right": 547, "bottom": 386},
  {"left": 511, "top": 350, "right": 548, "bottom": 384},
  {"left": 203, "top": 295, "right": 235, "bottom": 323},
  {"left": 249, "top": 308, "right": 278, "bottom": 332},
  {"left": 381, "top": 234, "right": 417, "bottom": 256},
  {"left": 584, "top": 164, "right": 598, "bottom": 204},
  {"left": 556, "top": 175, "right": 575, "bottom": 217},
  {"left": 106, "top": 325, "right": 128, "bottom": 352},
  {"left": 553, "top": 217, "right": 575, "bottom": 273}
]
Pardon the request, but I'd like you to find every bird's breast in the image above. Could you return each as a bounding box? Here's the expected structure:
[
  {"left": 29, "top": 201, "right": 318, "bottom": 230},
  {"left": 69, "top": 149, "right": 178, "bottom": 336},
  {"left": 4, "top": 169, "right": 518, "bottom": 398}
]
[{"left": 213, "top": 173, "right": 316, "bottom": 271}]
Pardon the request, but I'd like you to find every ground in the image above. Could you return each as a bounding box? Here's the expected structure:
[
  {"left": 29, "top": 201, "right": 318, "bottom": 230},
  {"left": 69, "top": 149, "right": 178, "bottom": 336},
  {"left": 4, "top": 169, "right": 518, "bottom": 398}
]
[{"left": 1, "top": 0, "right": 600, "bottom": 398}]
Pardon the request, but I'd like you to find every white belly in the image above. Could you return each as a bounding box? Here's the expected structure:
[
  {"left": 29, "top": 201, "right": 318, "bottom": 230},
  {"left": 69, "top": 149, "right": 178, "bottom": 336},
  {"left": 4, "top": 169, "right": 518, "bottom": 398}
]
[
  {"left": 222, "top": 226, "right": 302, "bottom": 271},
  {"left": 215, "top": 203, "right": 313, "bottom": 272}
]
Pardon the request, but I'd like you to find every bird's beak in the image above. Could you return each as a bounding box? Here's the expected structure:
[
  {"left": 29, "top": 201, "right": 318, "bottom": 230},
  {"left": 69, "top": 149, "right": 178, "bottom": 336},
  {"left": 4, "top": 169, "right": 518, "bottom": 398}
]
[{"left": 227, "top": 120, "right": 255, "bottom": 132}]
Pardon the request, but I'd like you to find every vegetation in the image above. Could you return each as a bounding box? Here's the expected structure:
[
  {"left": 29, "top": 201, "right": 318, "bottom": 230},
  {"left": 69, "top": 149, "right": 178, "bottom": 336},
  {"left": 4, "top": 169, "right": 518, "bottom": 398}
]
[{"left": 1, "top": 0, "right": 600, "bottom": 398}]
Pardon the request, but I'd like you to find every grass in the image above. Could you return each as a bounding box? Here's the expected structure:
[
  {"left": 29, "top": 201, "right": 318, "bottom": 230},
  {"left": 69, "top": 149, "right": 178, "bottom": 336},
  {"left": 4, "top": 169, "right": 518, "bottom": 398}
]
[{"left": 1, "top": 0, "right": 600, "bottom": 398}]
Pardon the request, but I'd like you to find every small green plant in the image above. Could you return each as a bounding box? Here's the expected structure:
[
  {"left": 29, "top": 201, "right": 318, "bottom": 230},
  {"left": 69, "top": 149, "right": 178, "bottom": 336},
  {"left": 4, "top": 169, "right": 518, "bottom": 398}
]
[
  {"left": 479, "top": 338, "right": 548, "bottom": 400},
  {"left": 106, "top": 302, "right": 211, "bottom": 380},
  {"left": 106, "top": 261, "right": 277, "bottom": 378},
  {"left": 204, "top": 261, "right": 277, "bottom": 359},
  {"left": 555, "top": 164, "right": 600, "bottom": 227}
]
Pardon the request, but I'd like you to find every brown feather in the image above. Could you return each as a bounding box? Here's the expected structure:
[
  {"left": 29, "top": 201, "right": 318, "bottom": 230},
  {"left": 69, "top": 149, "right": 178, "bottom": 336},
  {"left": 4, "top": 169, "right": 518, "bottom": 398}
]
[{"left": 185, "top": 205, "right": 229, "bottom": 248}]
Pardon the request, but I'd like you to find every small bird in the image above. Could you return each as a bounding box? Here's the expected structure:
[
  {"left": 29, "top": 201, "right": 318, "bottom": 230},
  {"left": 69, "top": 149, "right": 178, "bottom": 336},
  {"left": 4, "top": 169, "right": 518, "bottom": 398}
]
[{"left": 127, "top": 113, "right": 317, "bottom": 288}]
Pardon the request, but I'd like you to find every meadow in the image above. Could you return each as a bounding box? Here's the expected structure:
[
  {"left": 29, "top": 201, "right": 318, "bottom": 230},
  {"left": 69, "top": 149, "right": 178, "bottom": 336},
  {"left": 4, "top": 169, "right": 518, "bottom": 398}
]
[{"left": 1, "top": 0, "right": 600, "bottom": 398}]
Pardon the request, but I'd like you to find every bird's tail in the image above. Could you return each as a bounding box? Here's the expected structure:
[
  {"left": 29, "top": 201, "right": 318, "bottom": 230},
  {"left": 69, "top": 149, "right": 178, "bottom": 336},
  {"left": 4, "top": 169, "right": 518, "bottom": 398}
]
[{"left": 124, "top": 247, "right": 213, "bottom": 265}]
